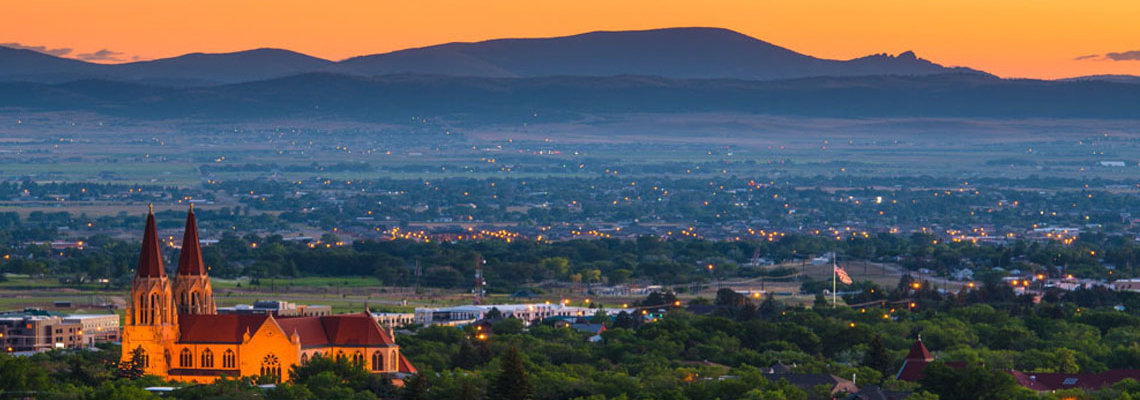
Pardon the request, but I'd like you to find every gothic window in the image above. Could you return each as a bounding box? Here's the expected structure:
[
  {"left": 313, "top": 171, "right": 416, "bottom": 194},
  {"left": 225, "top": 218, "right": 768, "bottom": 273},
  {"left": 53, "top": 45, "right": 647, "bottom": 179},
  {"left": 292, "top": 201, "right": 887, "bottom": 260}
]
[
  {"left": 150, "top": 293, "right": 160, "bottom": 324},
  {"left": 260, "top": 354, "right": 281, "bottom": 383},
  {"left": 371, "top": 351, "right": 383, "bottom": 371},
  {"left": 135, "top": 347, "right": 150, "bottom": 368},
  {"left": 352, "top": 351, "right": 364, "bottom": 366},
  {"left": 336, "top": 350, "right": 346, "bottom": 361},
  {"left": 223, "top": 349, "right": 236, "bottom": 369},
  {"left": 138, "top": 294, "right": 148, "bottom": 324},
  {"left": 163, "top": 349, "right": 171, "bottom": 368},
  {"left": 300, "top": 353, "right": 308, "bottom": 365},
  {"left": 179, "top": 348, "right": 193, "bottom": 367},
  {"left": 391, "top": 352, "right": 398, "bottom": 371},
  {"left": 201, "top": 348, "right": 214, "bottom": 368},
  {"left": 191, "top": 291, "right": 199, "bottom": 312}
]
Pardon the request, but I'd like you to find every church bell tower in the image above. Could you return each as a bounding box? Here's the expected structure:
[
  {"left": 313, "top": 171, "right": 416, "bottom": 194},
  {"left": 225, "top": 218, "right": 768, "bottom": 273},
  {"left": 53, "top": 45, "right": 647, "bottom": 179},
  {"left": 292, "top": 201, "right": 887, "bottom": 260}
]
[
  {"left": 173, "top": 204, "right": 215, "bottom": 315},
  {"left": 122, "top": 204, "right": 179, "bottom": 375}
]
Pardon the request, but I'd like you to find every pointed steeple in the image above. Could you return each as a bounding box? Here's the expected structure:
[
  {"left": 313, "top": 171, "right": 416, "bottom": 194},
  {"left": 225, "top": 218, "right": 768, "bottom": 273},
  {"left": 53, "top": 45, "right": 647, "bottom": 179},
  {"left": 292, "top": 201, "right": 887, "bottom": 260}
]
[
  {"left": 136, "top": 204, "right": 166, "bottom": 278},
  {"left": 904, "top": 335, "right": 934, "bottom": 362},
  {"left": 177, "top": 204, "right": 207, "bottom": 276}
]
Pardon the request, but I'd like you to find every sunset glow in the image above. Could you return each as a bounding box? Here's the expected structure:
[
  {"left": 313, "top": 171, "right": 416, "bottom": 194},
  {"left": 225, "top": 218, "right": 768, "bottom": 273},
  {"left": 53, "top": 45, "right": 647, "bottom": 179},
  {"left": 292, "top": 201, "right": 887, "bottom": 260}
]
[{"left": 2, "top": 0, "right": 1139, "bottom": 79}]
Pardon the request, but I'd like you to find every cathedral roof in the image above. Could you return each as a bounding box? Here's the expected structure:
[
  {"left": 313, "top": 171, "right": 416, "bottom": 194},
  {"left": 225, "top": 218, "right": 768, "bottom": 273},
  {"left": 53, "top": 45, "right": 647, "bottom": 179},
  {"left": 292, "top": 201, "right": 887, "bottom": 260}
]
[
  {"left": 176, "top": 206, "right": 207, "bottom": 276},
  {"left": 276, "top": 313, "right": 396, "bottom": 348},
  {"left": 136, "top": 205, "right": 166, "bottom": 278},
  {"left": 178, "top": 314, "right": 270, "bottom": 343},
  {"left": 398, "top": 354, "right": 418, "bottom": 374}
]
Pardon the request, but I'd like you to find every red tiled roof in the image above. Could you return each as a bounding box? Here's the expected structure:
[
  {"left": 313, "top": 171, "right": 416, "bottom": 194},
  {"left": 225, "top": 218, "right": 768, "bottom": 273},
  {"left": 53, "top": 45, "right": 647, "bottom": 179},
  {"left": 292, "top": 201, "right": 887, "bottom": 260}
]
[
  {"left": 896, "top": 361, "right": 968, "bottom": 382},
  {"left": 1008, "top": 369, "right": 1140, "bottom": 391},
  {"left": 904, "top": 339, "right": 933, "bottom": 362},
  {"left": 321, "top": 313, "right": 395, "bottom": 346},
  {"left": 178, "top": 314, "right": 269, "bottom": 343},
  {"left": 176, "top": 207, "right": 207, "bottom": 276},
  {"left": 276, "top": 313, "right": 395, "bottom": 348},
  {"left": 398, "top": 354, "right": 417, "bottom": 374},
  {"left": 136, "top": 209, "right": 166, "bottom": 278},
  {"left": 276, "top": 316, "right": 330, "bottom": 347}
]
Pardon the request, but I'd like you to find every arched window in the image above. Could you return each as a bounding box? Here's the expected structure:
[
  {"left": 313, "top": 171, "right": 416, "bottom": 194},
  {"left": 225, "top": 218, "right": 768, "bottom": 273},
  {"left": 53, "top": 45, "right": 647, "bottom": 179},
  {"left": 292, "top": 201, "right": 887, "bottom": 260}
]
[
  {"left": 135, "top": 347, "right": 150, "bottom": 368},
  {"left": 371, "top": 351, "right": 383, "bottom": 371},
  {"left": 351, "top": 351, "right": 364, "bottom": 366},
  {"left": 336, "top": 350, "right": 346, "bottom": 361},
  {"left": 260, "top": 354, "right": 281, "bottom": 383},
  {"left": 179, "top": 348, "right": 193, "bottom": 367},
  {"left": 300, "top": 353, "right": 309, "bottom": 365},
  {"left": 150, "top": 293, "right": 160, "bottom": 325},
  {"left": 138, "top": 294, "right": 148, "bottom": 324},
  {"left": 190, "top": 291, "right": 199, "bottom": 312},
  {"left": 201, "top": 349, "right": 214, "bottom": 368},
  {"left": 223, "top": 349, "right": 236, "bottom": 369},
  {"left": 391, "top": 352, "right": 398, "bottom": 371},
  {"left": 179, "top": 292, "right": 188, "bottom": 314},
  {"left": 163, "top": 349, "right": 171, "bottom": 368}
]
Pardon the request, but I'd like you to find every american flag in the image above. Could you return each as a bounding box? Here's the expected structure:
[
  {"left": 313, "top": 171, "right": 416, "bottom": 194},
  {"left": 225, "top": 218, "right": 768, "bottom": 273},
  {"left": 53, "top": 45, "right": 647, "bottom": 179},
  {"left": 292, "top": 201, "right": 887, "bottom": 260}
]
[{"left": 834, "top": 265, "right": 853, "bottom": 285}]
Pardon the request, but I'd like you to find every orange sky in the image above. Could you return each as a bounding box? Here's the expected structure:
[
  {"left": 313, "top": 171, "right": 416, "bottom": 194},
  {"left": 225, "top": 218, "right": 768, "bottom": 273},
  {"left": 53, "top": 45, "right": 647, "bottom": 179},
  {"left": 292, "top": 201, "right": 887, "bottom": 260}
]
[{"left": 2, "top": 0, "right": 1138, "bottom": 79}]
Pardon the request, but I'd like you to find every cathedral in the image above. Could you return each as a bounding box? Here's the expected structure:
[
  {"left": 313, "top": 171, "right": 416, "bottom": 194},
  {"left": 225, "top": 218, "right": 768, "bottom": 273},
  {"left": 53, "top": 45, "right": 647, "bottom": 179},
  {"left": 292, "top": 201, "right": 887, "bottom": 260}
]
[{"left": 120, "top": 205, "right": 415, "bottom": 383}]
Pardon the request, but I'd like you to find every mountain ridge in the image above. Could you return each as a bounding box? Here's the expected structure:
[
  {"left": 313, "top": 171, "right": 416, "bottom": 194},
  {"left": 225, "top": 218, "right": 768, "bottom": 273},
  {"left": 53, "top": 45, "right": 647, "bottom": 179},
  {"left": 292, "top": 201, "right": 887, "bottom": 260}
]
[{"left": 0, "top": 27, "right": 985, "bottom": 85}]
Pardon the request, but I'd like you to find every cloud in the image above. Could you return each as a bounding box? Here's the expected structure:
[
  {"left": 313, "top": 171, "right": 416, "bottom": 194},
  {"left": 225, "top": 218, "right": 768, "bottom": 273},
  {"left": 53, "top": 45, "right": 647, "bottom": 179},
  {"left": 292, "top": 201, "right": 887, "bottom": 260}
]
[
  {"left": 76, "top": 49, "right": 125, "bottom": 62},
  {"left": 1077, "top": 50, "right": 1140, "bottom": 62},
  {"left": 0, "top": 42, "right": 72, "bottom": 57},
  {"left": 1105, "top": 50, "right": 1140, "bottom": 61}
]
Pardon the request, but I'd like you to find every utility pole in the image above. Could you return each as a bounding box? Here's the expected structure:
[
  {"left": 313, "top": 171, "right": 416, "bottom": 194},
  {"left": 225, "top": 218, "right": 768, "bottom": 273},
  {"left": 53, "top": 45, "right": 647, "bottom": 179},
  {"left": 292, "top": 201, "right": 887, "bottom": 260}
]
[
  {"left": 473, "top": 255, "right": 486, "bottom": 304},
  {"left": 414, "top": 260, "right": 422, "bottom": 290}
]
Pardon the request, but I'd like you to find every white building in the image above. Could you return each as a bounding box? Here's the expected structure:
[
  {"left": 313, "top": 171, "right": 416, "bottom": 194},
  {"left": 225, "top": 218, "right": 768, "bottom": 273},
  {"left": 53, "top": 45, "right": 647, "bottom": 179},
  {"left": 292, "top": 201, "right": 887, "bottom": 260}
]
[{"left": 413, "top": 303, "right": 634, "bottom": 327}]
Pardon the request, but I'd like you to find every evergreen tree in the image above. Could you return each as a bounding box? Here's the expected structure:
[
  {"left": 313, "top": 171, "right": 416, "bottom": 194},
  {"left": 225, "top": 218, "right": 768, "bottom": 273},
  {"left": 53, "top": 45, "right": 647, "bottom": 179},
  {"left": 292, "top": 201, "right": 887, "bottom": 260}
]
[
  {"left": 116, "top": 347, "right": 146, "bottom": 380},
  {"left": 863, "top": 334, "right": 891, "bottom": 377},
  {"left": 454, "top": 340, "right": 479, "bottom": 370},
  {"left": 489, "top": 346, "right": 532, "bottom": 400}
]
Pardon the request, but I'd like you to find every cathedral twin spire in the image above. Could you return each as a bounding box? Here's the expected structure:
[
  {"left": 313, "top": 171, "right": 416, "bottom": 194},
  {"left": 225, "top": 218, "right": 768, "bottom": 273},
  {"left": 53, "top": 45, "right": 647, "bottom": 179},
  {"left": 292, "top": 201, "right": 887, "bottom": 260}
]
[{"left": 133, "top": 204, "right": 215, "bottom": 322}]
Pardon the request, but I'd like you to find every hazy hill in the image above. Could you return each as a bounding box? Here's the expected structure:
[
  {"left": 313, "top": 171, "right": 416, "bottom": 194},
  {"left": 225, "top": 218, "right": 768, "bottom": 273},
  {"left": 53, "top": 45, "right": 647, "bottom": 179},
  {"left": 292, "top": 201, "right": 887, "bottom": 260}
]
[
  {"left": 1059, "top": 75, "right": 1140, "bottom": 84},
  {"left": 3, "top": 73, "right": 1137, "bottom": 122},
  {"left": 327, "top": 28, "right": 981, "bottom": 80},
  {"left": 0, "top": 48, "right": 331, "bottom": 85},
  {"left": 111, "top": 49, "right": 333, "bottom": 86},
  {"left": 1, "top": 28, "right": 982, "bottom": 85}
]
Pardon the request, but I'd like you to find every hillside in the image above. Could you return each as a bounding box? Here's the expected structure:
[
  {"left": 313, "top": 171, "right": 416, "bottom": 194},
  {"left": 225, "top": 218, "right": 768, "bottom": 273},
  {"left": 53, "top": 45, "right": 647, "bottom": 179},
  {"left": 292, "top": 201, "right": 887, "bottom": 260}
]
[{"left": 2, "top": 73, "right": 1137, "bottom": 122}]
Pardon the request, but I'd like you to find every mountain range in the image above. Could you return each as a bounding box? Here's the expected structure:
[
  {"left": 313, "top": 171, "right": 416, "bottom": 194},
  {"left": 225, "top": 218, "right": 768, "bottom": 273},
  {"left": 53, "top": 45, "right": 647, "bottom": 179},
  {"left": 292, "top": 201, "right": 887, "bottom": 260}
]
[
  {"left": 0, "top": 28, "right": 984, "bottom": 85},
  {"left": 2, "top": 27, "right": 1138, "bottom": 122}
]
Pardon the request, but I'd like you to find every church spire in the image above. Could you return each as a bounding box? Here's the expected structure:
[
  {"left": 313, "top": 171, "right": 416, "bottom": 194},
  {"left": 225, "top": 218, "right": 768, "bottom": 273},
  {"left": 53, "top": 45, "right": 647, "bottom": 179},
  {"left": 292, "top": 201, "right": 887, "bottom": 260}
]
[
  {"left": 177, "top": 204, "right": 207, "bottom": 276},
  {"left": 136, "top": 204, "right": 166, "bottom": 278}
]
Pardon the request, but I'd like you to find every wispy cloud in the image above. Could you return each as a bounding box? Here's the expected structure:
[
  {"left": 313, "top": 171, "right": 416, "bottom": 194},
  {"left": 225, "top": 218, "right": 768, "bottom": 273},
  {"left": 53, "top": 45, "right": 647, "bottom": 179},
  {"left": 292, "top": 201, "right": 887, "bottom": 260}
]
[
  {"left": 1105, "top": 50, "right": 1140, "bottom": 61},
  {"left": 0, "top": 42, "right": 72, "bottom": 57},
  {"left": 1077, "top": 50, "right": 1140, "bottom": 62},
  {"left": 76, "top": 49, "right": 126, "bottom": 62}
]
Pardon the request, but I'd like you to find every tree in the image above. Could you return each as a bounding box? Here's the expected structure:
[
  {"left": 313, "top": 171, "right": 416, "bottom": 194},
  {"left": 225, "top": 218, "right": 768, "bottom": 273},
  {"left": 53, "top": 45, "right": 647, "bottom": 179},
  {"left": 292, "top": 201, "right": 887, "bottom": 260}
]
[
  {"left": 918, "top": 363, "right": 1034, "bottom": 400},
  {"left": 489, "top": 346, "right": 532, "bottom": 400},
  {"left": 589, "top": 310, "right": 609, "bottom": 324},
  {"left": 117, "top": 347, "right": 147, "bottom": 380},
  {"left": 402, "top": 373, "right": 431, "bottom": 400},
  {"left": 454, "top": 340, "right": 480, "bottom": 370},
  {"left": 863, "top": 335, "right": 891, "bottom": 377},
  {"left": 485, "top": 307, "right": 503, "bottom": 320},
  {"left": 612, "top": 311, "right": 638, "bottom": 329}
]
